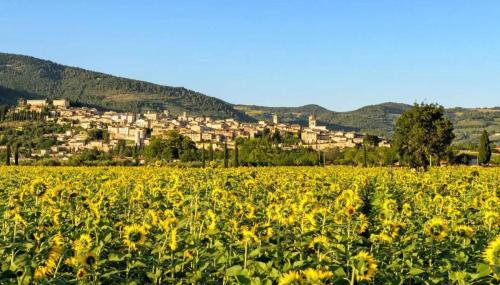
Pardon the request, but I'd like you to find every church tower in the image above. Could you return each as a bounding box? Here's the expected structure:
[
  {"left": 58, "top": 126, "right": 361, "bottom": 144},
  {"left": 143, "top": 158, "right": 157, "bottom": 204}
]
[{"left": 308, "top": 115, "right": 316, "bottom": 129}]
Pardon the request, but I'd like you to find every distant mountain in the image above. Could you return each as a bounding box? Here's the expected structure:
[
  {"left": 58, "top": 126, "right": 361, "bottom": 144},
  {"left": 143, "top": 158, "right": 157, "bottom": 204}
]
[
  {"left": 0, "top": 52, "right": 253, "bottom": 120},
  {"left": 235, "top": 102, "right": 412, "bottom": 135},
  {"left": 1, "top": 52, "right": 498, "bottom": 145},
  {"left": 235, "top": 103, "right": 500, "bottom": 145},
  {"left": 446, "top": 107, "right": 500, "bottom": 146}
]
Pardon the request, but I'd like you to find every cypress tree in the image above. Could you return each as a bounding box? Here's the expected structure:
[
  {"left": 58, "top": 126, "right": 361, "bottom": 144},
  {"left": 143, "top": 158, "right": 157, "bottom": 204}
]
[
  {"left": 478, "top": 130, "right": 492, "bottom": 165},
  {"left": 202, "top": 144, "right": 206, "bottom": 168},
  {"left": 223, "top": 141, "right": 229, "bottom": 168},
  {"left": 234, "top": 142, "right": 239, "bottom": 167},
  {"left": 209, "top": 143, "right": 214, "bottom": 161},
  {"left": 363, "top": 143, "right": 367, "bottom": 167},
  {"left": 6, "top": 144, "right": 11, "bottom": 166},
  {"left": 14, "top": 144, "right": 19, "bottom": 165}
]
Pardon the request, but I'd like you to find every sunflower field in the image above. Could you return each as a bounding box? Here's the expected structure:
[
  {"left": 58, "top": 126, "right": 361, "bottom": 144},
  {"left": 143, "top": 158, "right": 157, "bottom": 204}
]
[{"left": 0, "top": 166, "right": 499, "bottom": 284}]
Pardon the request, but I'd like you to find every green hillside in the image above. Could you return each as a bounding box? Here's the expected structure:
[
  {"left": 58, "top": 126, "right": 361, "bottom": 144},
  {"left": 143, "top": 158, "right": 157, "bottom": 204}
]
[
  {"left": 1, "top": 52, "right": 498, "bottom": 146},
  {"left": 235, "top": 102, "right": 412, "bottom": 135},
  {"left": 446, "top": 107, "right": 500, "bottom": 146},
  {"left": 0, "top": 85, "right": 44, "bottom": 106},
  {"left": 235, "top": 103, "right": 500, "bottom": 145},
  {"left": 0, "top": 52, "right": 252, "bottom": 120}
]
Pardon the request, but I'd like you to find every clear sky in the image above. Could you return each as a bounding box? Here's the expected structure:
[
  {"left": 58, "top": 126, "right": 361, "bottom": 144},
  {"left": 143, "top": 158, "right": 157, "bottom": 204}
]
[{"left": 1, "top": 0, "right": 499, "bottom": 111}]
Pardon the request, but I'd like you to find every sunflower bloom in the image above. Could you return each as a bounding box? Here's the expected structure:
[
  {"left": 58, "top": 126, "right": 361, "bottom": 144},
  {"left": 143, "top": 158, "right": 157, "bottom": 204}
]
[
  {"left": 278, "top": 271, "right": 301, "bottom": 285},
  {"left": 34, "top": 234, "right": 64, "bottom": 280},
  {"left": 79, "top": 251, "right": 98, "bottom": 269},
  {"left": 483, "top": 235, "right": 500, "bottom": 267},
  {"left": 123, "top": 224, "right": 148, "bottom": 250},
  {"left": 352, "top": 251, "right": 377, "bottom": 281},
  {"left": 302, "top": 268, "right": 333, "bottom": 283},
  {"left": 454, "top": 225, "right": 474, "bottom": 238},
  {"left": 424, "top": 217, "right": 448, "bottom": 241},
  {"left": 309, "top": 235, "right": 330, "bottom": 249}
]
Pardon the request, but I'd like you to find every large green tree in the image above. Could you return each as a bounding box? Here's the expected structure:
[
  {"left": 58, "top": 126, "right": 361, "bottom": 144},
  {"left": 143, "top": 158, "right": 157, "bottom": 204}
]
[
  {"left": 478, "top": 130, "right": 492, "bottom": 165},
  {"left": 393, "top": 103, "right": 454, "bottom": 168},
  {"left": 143, "top": 130, "right": 196, "bottom": 163}
]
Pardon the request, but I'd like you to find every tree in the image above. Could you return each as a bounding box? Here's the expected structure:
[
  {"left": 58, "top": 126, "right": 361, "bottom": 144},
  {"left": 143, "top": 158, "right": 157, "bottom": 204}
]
[
  {"left": 478, "top": 130, "right": 492, "bottom": 165},
  {"left": 14, "top": 143, "right": 19, "bottom": 165},
  {"left": 209, "top": 143, "right": 214, "bottom": 161},
  {"left": 363, "top": 134, "right": 380, "bottom": 147},
  {"left": 5, "top": 144, "right": 11, "bottom": 165},
  {"left": 223, "top": 141, "right": 229, "bottom": 168},
  {"left": 202, "top": 143, "right": 206, "bottom": 168},
  {"left": 393, "top": 103, "right": 454, "bottom": 168},
  {"left": 234, "top": 142, "right": 239, "bottom": 167},
  {"left": 271, "top": 130, "right": 282, "bottom": 144},
  {"left": 363, "top": 143, "right": 367, "bottom": 167},
  {"left": 143, "top": 130, "right": 197, "bottom": 163}
]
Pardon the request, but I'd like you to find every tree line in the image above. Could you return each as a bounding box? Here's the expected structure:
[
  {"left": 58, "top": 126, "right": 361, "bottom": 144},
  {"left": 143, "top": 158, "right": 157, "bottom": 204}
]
[{"left": 0, "top": 105, "right": 49, "bottom": 121}]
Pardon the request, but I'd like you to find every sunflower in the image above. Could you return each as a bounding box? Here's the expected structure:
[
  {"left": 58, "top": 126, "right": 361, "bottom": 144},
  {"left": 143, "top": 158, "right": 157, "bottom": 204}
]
[
  {"left": 352, "top": 251, "right": 378, "bottom": 281},
  {"left": 147, "top": 209, "right": 158, "bottom": 226},
  {"left": 333, "top": 211, "right": 346, "bottom": 225},
  {"left": 77, "top": 267, "right": 87, "bottom": 279},
  {"left": 483, "top": 211, "right": 499, "bottom": 228},
  {"left": 369, "top": 233, "right": 393, "bottom": 244},
  {"left": 335, "top": 189, "right": 363, "bottom": 212},
  {"left": 302, "top": 268, "right": 333, "bottom": 283},
  {"left": 309, "top": 235, "right": 330, "bottom": 249},
  {"left": 383, "top": 219, "right": 406, "bottom": 238},
  {"left": 169, "top": 227, "right": 178, "bottom": 251},
  {"left": 263, "top": 227, "right": 273, "bottom": 240},
  {"left": 73, "top": 234, "right": 92, "bottom": 253},
  {"left": 453, "top": 225, "right": 474, "bottom": 238},
  {"left": 345, "top": 205, "right": 356, "bottom": 216},
  {"left": 382, "top": 199, "right": 398, "bottom": 214},
  {"left": 432, "top": 194, "right": 444, "bottom": 206},
  {"left": 206, "top": 209, "right": 217, "bottom": 231},
  {"left": 483, "top": 235, "right": 500, "bottom": 267},
  {"left": 278, "top": 271, "right": 301, "bottom": 285},
  {"left": 78, "top": 251, "right": 98, "bottom": 269},
  {"left": 123, "top": 224, "right": 148, "bottom": 250},
  {"left": 240, "top": 226, "right": 259, "bottom": 244},
  {"left": 356, "top": 213, "right": 369, "bottom": 234},
  {"left": 401, "top": 203, "right": 412, "bottom": 217},
  {"left": 64, "top": 257, "right": 78, "bottom": 267},
  {"left": 483, "top": 197, "right": 498, "bottom": 210},
  {"left": 424, "top": 217, "right": 448, "bottom": 241},
  {"left": 30, "top": 179, "right": 48, "bottom": 199},
  {"left": 34, "top": 234, "right": 64, "bottom": 280}
]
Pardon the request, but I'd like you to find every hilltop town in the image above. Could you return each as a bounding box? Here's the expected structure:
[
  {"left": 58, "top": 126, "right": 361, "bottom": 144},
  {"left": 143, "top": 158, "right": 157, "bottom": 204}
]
[{"left": 3, "top": 98, "right": 389, "bottom": 162}]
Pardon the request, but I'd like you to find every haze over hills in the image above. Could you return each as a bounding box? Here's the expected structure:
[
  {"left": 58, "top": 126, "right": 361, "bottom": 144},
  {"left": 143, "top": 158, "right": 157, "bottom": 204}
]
[{"left": 0, "top": 52, "right": 498, "bottom": 145}]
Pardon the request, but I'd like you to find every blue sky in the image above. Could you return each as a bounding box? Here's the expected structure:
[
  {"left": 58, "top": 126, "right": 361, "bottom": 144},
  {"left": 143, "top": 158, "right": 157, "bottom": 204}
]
[{"left": 1, "top": 0, "right": 499, "bottom": 111}]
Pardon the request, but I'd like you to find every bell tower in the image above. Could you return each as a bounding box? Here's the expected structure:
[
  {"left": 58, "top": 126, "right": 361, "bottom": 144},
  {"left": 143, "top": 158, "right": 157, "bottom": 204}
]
[{"left": 308, "top": 115, "right": 316, "bottom": 129}]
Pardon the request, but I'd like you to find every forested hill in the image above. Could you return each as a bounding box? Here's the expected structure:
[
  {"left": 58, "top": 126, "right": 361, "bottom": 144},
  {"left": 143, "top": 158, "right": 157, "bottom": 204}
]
[
  {"left": 0, "top": 52, "right": 253, "bottom": 120},
  {"left": 235, "top": 102, "right": 415, "bottom": 135},
  {"left": 1, "top": 52, "right": 498, "bottom": 145}
]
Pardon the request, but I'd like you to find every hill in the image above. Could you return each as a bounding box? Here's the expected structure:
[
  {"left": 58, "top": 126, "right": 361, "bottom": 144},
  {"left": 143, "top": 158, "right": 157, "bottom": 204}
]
[
  {"left": 235, "top": 103, "right": 500, "bottom": 145},
  {"left": 235, "top": 102, "right": 413, "bottom": 135},
  {"left": 1, "top": 52, "right": 498, "bottom": 146},
  {"left": 0, "top": 52, "right": 252, "bottom": 120}
]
